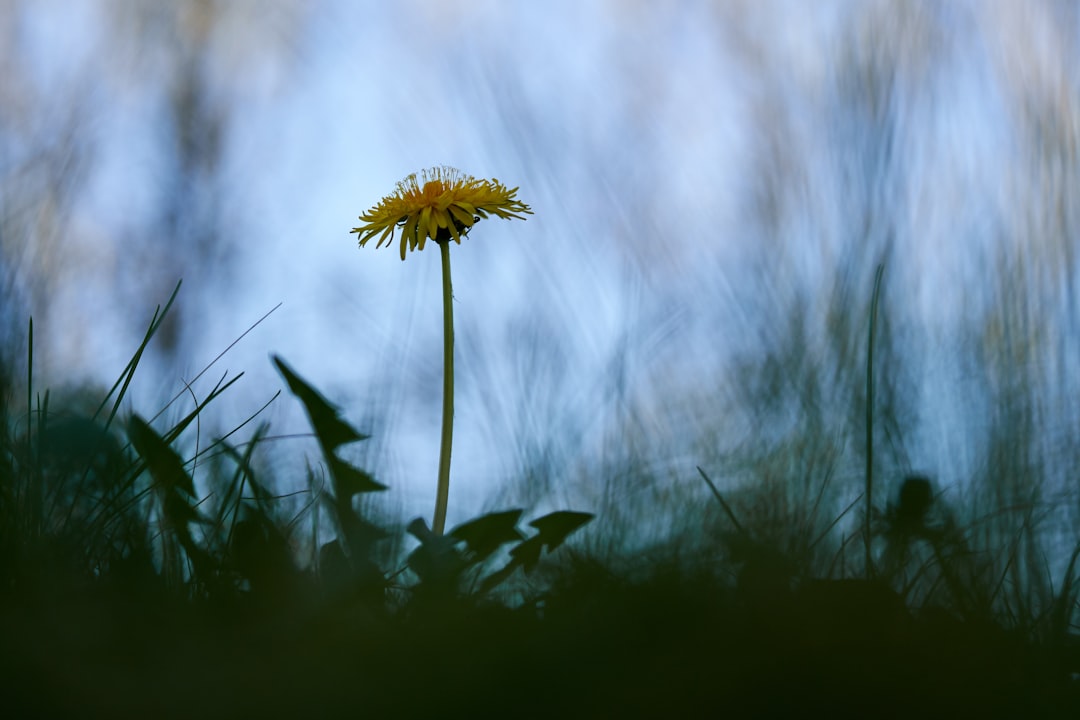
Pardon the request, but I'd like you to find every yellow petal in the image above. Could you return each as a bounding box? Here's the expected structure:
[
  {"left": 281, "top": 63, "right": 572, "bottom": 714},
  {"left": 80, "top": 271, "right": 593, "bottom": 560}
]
[
  {"left": 401, "top": 214, "right": 420, "bottom": 250},
  {"left": 376, "top": 224, "right": 395, "bottom": 249},
  {"left": 419, "top": 206, "right": 434, "bottom": 244},
  {"left": 354, "top": 167, "right": 530, "bottom": 256},
  {"left": 449, "top": 205, "right": 476, "bottom": 226},
  {"left": 428, "top": 210, "right": 441, "bottom": 241}
]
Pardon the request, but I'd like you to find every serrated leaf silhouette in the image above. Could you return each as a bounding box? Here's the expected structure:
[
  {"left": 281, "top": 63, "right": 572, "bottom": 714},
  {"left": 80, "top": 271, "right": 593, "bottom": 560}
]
[
  {"left": 479, "top": 562, "right": 519, "bottom": 594},
  {"left": 508, "top": 535, "right": 544, "bottom": 573},
  {"left": 329, "top": 456, "right": 387, "bottom": 495},
  {"left": 407, "top": 517, "right": 465, "bottom": 585},
  {"left": 487, "top": 511, "right": 594, "bottom": 581},
  {"left": 450, "top": 509, "right": 525, "bottom": 561},
  {"left": 529, "top": 511, "right": 594, "bottom": 552},
  {"left": 126, "top": 414, "right": 214, "bottom": 577},
  {"left": 273, "top": 355, "right": 368, "bottom": 451}
]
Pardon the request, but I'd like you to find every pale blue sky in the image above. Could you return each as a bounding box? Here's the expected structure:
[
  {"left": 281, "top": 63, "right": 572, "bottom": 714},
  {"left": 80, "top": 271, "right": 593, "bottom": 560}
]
[{"left": 7, "top": 1, "right": 1078, "bottom": 540}]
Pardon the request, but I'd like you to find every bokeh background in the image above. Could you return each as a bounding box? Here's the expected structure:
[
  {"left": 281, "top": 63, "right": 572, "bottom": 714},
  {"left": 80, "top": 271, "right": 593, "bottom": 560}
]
[{"left": 3, "top": 0, "right": 1078, "bottom": 566}]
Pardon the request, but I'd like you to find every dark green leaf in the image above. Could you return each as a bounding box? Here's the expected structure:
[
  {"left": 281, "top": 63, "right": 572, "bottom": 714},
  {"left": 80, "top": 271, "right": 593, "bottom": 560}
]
[
  {"left": 322, "top": 495, "right": 388, "bottom": 570},
  {"left": 318, "top": 539, "right": 385, "bottom": 600},
  {"left": 407, "top": 517, "right": 435, "bottom": 544},
  {"left": 330, "top": 455, "right": 387, "bottom": 495},
  {"left": 273, "top": 356, "right": 368, "bottom": 451},
  {"left": 338, "top": 509, "right": 390, "bottom": 547},
  {"left": 508, "top": 535, "right": 544, "bottom": 573},
  {"left": 127, "top": 414, "right": 195, "bottom": 499},
  {"left": 450, "top": 509, "right": 525, "bottom": 561},
  {"left": 488, "top": 511, "right": 594, "bottom": 580},
  {"left": 408, "top": 539, "right": 464, "bottom": 586},
  {"left": 529, "top": 511, "right": 594, "bottom": 552},
  {"left": 127, "top": 414, "right": 215, "bottom": 577},
  {"left": 319, "top": 539, "right": 350, "bottom": 588},
  {"left": 479, "top": 563, "right": 519, "bottom": 594}
]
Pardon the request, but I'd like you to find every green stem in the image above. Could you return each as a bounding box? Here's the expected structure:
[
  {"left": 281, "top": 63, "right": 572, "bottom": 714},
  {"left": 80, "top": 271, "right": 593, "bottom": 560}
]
[{"left": 433, "top": 240, "right": 455, "bottom": 535}]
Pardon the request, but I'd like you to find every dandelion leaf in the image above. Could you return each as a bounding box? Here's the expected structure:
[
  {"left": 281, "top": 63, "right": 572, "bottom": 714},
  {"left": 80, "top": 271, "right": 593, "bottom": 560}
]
[
  {"left": 490, "top": 511, "right": 594, "bottom": 580},
  {"left": 528, "top": 511, "right": 594, "bottom": 552},
  {"left": 319, "top": 539, "right": 351, "bottom": 591},
  {"left": 407, "top": 517, "right": 434, "bottom": 543},
  {"left": 450, "top": 509, "right": 525, "bottom": 561},
  {"left": 508, "top": 535, "right": 544, "bottom": 573},
  {"left": 272, "top": 355, "right": 368, "bottom": 451},
  {"left": 407, "top": 520, "right": 465, "bottom": 586},
  {"left": 479, "top": 562, "right": 519, "bottom": 594},
  {"left": 329, "top": 455, "right": 386, "bottom": 495}
]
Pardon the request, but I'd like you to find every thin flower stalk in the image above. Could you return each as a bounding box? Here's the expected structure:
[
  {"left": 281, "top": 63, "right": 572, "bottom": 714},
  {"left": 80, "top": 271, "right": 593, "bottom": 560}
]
[{"left": 352, "top": 167, "right": 532, "bottom": 534}]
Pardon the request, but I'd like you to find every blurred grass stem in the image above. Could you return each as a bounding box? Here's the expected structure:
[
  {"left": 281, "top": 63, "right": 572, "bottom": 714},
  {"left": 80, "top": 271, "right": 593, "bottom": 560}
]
[{"left": 865, "top": 263, "right": 884, "bottom": 578}]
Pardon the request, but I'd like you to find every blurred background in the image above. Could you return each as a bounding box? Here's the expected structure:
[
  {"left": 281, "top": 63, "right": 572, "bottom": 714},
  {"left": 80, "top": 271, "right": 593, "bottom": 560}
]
[{"left": 2, "top": 0, "right": 1078, "bottom": 565}]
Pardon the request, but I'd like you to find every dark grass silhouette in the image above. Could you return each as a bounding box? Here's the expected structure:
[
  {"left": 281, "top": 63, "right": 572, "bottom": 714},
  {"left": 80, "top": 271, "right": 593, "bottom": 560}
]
[{"left": 1, "top": 285, "right": 1078, "bottom": 719}]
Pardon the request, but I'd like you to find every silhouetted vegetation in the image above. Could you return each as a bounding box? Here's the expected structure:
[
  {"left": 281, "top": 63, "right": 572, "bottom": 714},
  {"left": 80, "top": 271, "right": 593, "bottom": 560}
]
[{"left": 1, "top": 283, "right": 1077, "bottom": 719}]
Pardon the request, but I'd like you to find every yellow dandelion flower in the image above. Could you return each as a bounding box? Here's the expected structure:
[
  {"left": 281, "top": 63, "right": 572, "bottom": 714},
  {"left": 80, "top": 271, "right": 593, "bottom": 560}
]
[
  {"left": 350, "top": 167, "right": 532, "bottom": 535},
  {"left": 351, "top": 166, "right": 533, "bottom": 260}
]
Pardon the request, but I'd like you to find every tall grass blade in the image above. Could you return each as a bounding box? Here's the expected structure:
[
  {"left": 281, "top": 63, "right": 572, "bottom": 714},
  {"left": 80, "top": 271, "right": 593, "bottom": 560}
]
[
  {"left": 865, "top": 263, "right": 884, "bottom": 578},
  {"left": 92, "top": 279, "right": 182, "bottom": 434},
  {"left": 697, "top": 465, "right": 746, "bottom": 537}
]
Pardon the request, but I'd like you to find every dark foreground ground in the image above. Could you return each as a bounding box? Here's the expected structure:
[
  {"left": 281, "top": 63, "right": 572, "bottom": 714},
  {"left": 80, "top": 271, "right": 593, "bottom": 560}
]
[{"left": 3, "top": 564, "right": 1078, "bottom": 719}]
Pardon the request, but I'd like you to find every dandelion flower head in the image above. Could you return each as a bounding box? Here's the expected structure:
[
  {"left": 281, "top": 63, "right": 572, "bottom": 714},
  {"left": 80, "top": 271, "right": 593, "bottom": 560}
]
[{"left": 352, "top": 166, "right": 533, "bottom": 260}]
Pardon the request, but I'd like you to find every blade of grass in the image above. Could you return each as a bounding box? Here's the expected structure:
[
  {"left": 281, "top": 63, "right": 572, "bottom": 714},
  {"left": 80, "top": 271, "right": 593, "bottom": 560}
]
[
  {"left": 697, "top": 466, "right": 746, "bottom": 537},
  {"left": 91, "top": 279, "right": 183, "bottom": 434},
  {"left": 865, "top": 263, "right": 884, "bottom": 579},
  {"left": 80, "top": 371, "right": 242, "bottom": 537},
  {"left": 809, "top": 492, "right": 863, "bottom": 553},
  {"left": 148, "top": 300, "right": 282, "bottom": 426}
]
